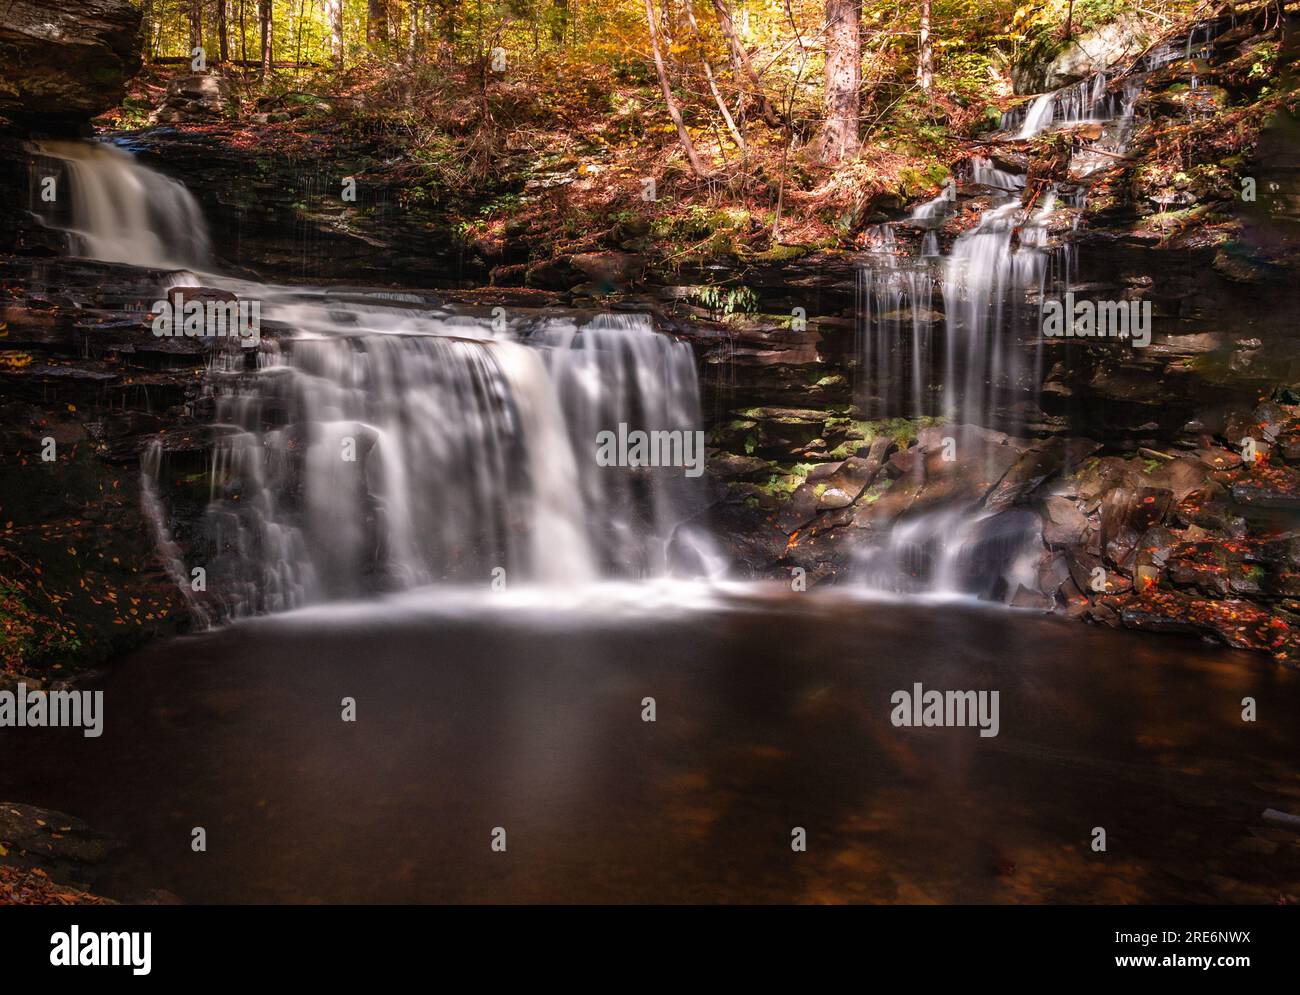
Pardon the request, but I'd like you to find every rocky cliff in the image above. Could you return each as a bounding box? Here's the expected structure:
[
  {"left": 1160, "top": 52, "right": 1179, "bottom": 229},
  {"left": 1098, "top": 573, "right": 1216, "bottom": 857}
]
[{"left": 0, "top": 0, "right": 142, "bottom": 128}]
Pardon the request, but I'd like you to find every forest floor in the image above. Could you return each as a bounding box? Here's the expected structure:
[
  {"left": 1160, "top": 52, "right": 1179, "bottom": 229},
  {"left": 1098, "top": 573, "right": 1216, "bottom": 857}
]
[
  {"left": 97, "top": 54, "right": 974, "bottom": 267},
  {"left": 94, "top": 6, "right": 1294, "bottom": 284}
]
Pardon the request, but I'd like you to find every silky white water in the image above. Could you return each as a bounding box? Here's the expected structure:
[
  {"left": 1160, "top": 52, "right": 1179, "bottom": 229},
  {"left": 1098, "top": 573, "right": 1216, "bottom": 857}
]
[
  {"left": 32, "top": 140, "right": 210, "bottom": 269},
  {"left": 853, "top": 15, "right": 1236, "bottom": 599},
  {"left": 34, "top": 139, "right": 719, "bottom": 620},
  {"left": 849, "top": 19, "right": 1220, "bottom": 599}
]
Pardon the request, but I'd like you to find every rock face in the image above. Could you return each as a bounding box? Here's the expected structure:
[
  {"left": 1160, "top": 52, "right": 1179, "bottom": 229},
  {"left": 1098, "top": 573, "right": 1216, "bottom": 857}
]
[
  {"left": 0, "top": 802, "right": 119, "bottom": 903},
  {"left": 0, "top": 256, "right": 208, "bottom": 678},
  {"left": 0, "top": 1, "right": 142, "bottom": 126},
  {"left": 122, "top": 127, "right": 483, "bottom": 284},
  {"left": 1013, "top": 13, "right": 1151, "bottom": 93}
]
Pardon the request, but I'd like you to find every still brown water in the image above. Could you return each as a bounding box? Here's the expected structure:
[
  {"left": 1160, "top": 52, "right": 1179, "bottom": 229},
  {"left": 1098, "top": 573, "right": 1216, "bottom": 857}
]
[{"left": 3, "top": 586, "right": 1297, "bottom": 903}]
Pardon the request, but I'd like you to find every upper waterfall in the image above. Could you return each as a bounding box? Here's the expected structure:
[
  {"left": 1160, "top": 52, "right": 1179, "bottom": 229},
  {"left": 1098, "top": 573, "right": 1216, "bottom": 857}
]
[{"left": 32, "top": 139, "right": 211, "bottom": 270}]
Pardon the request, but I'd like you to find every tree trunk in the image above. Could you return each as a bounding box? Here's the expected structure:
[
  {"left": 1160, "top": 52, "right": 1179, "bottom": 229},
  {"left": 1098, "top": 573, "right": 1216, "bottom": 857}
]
[
  {"left": 821, "top": 0, "right": 861, "bottom": 162},
  {"left": 259, "top": 0, "right": 272, "bottom": 77},
  {"left": 917, "top": 0, "right": 933, "bottom": 92},
  {"left": 189, "top": 1, "right": 203, "bottom": 53},
  {"left": 645, "top": 0, "right": 710, "bottom": 178},
  {"left": 217, "top": 0, "right": 229, "bottom": 62},
  {"left": 140, "top": 0, "right": 154, "bottom": 62},
  {"left": 327, "top": 0, "right": 344, "bottom": 67},
  {"left": 684, "top": 0, "right": 745, "bottom": 151},
  {"left": 710, "top": 0, "right": 779, "bottom": 125},
  {"left": 440, "top": 0, "right": 457, "bottom": 47},
  {"left": 552, "top": 0, "right": 569, "bottom": 44},
  {"left": 368, "top": 0, "right": 389, "bottom": 44}
]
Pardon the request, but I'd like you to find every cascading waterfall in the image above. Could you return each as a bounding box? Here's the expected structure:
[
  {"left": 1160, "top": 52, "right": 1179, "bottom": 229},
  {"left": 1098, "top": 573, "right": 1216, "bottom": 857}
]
[
  {"left": 855, "top": 168, "right": 1059, "bottom": 599},
  {"left": 855, "top": 17, "right": 1234, "bottom": 600},
  {"left": 857, "top": 155, "right": 1059, "bottom": 434},
  {"left": 192, "top": 328, "right": 614, "bottom": 617},
  {"left": 999, "top": 15, "right": 1228, "bottom": 141},
  {"left": 31, "top": 140, "right": 210, "bottom": 270},
  {"left": 1004, "top": 73, "right": 1142, "bottom": 140},
  {"left": 855, "top": 260, "right": 940, "bottom": 419},
  {"left": 942, "top": 185, "right": 1056, "bottom": 432},
  {"left": 534, "top": 314, "right": 719, "bottom": 577},
  {"left": 35, "top": 139, "right": 717, "bottom": 621},
  {"left": 858, "top": 506, "right": 1046, "bottom": 600}
]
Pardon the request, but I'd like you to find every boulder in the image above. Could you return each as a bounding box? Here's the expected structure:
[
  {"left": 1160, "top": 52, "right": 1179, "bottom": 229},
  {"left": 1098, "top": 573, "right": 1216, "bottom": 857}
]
[
  {"left": 1041, "top": 495, "right": 1089, "bottom": 548},
  {"left": 1151, "top": 456, "right": 1214, "bottom": 502},
  {"left": 1014, "top": 13, "right": 1151, "bottom": 93},
  {"left": 151, "top": 74, "right": 232, "bottom": 124},
  {"left": 1100, "top": 486, "right": 1174, "bottom": 565}
]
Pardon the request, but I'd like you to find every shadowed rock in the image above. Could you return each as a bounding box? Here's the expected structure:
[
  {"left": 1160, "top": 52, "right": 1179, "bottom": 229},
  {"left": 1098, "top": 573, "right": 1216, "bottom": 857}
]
[{"left": 0, "top": 1, "right": 141, "bottom": 126}]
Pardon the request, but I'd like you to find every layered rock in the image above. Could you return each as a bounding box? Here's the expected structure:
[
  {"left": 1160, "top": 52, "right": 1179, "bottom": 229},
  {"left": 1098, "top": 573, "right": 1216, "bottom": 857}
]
[
  {"left": 120, "top": 127, "right": 482, "bottom": 284},
  {"left": 0, "top": 1, "right": 142, "bottom": 127}
]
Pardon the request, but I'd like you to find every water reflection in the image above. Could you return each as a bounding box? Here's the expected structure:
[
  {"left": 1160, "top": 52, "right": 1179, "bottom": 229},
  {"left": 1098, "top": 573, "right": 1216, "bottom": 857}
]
[{"left": 2, "top": 590, "right": 1295, "bottom": 904}]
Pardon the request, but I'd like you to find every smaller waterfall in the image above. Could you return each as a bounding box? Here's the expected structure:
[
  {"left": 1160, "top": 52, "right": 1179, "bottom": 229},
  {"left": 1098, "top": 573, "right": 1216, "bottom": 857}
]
[
  {"left": 1013, "top": 91, "right": 1057, "bottom": 139},
  {"left": 909, "top": 177, "right": 957, "bottom": 220},
  {"left": 852, "top": 18, "right": 1236, "bottom": 604},
  {"left": 1001, "top": 16, "right": 1230, "bottom": 143},
  {"left": 942, "top": 189, "right": 1057, "bottom": 432},
  {"left": 31, "top": 140, "right": 210, "bottom": 270},
  {"left": 969, "top": 156, "right": 1026, "bottom": 193},
  {"left": 1004, "top": 72, "right": 1144, "bottom": 141},
  {"left": 856, "top": 263, "right": 940, "bottom": 419},
  {"left": 856, "top": 163, "right": 1060, "bottom": 433},
  {"left": 857, "top": 507, "right": 1045, "bottom": 601}
]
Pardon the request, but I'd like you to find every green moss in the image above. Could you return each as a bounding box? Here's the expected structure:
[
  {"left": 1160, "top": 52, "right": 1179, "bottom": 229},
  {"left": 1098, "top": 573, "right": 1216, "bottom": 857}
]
[
  {"left": 838, "top": 415, "right": 946, "bottom": 448},
  {"left": 748, "top": 243, "right": 811, "bottom": 263},
  {"left": 756, "top": 462, "right": 817, "bottom": 499},
  {"left": 858, "top": 479, "right": 893, "bottom": 505}
]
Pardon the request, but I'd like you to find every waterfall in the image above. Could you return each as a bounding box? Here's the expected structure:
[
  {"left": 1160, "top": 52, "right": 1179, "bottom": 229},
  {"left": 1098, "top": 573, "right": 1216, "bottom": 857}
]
[
  {"left": 535, "top": 314, "right": 716, "bottom": 577},
  {"left": 941, "top": 188, "right": 1056, "bottom": 433},
  {"left": 34, "top": 139, "right": 717, "bottom": 621},
  {"left": 856, "top": 262, "right": 940, "bottom": 419},
  {"left": 854, "top": 17, "right": 1235, "bottom": 602},
  {"left": 195, "top": 331, "right": 604, "bottom": 617},
  {"left": 855, "top": 183, "right": 1059, "bottom": 600},
  {"left": 857, "top": 507, "right": 1044, "bottom": 601},
  {"left": 1001, "top": 16, "right": 1228, "bottom": 142},
  {"left": 858, "top": 162, "right": 1058, "bottom": 433},
  {"left": 31, "top": 140, "right": 210, "bottom": 270}
]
